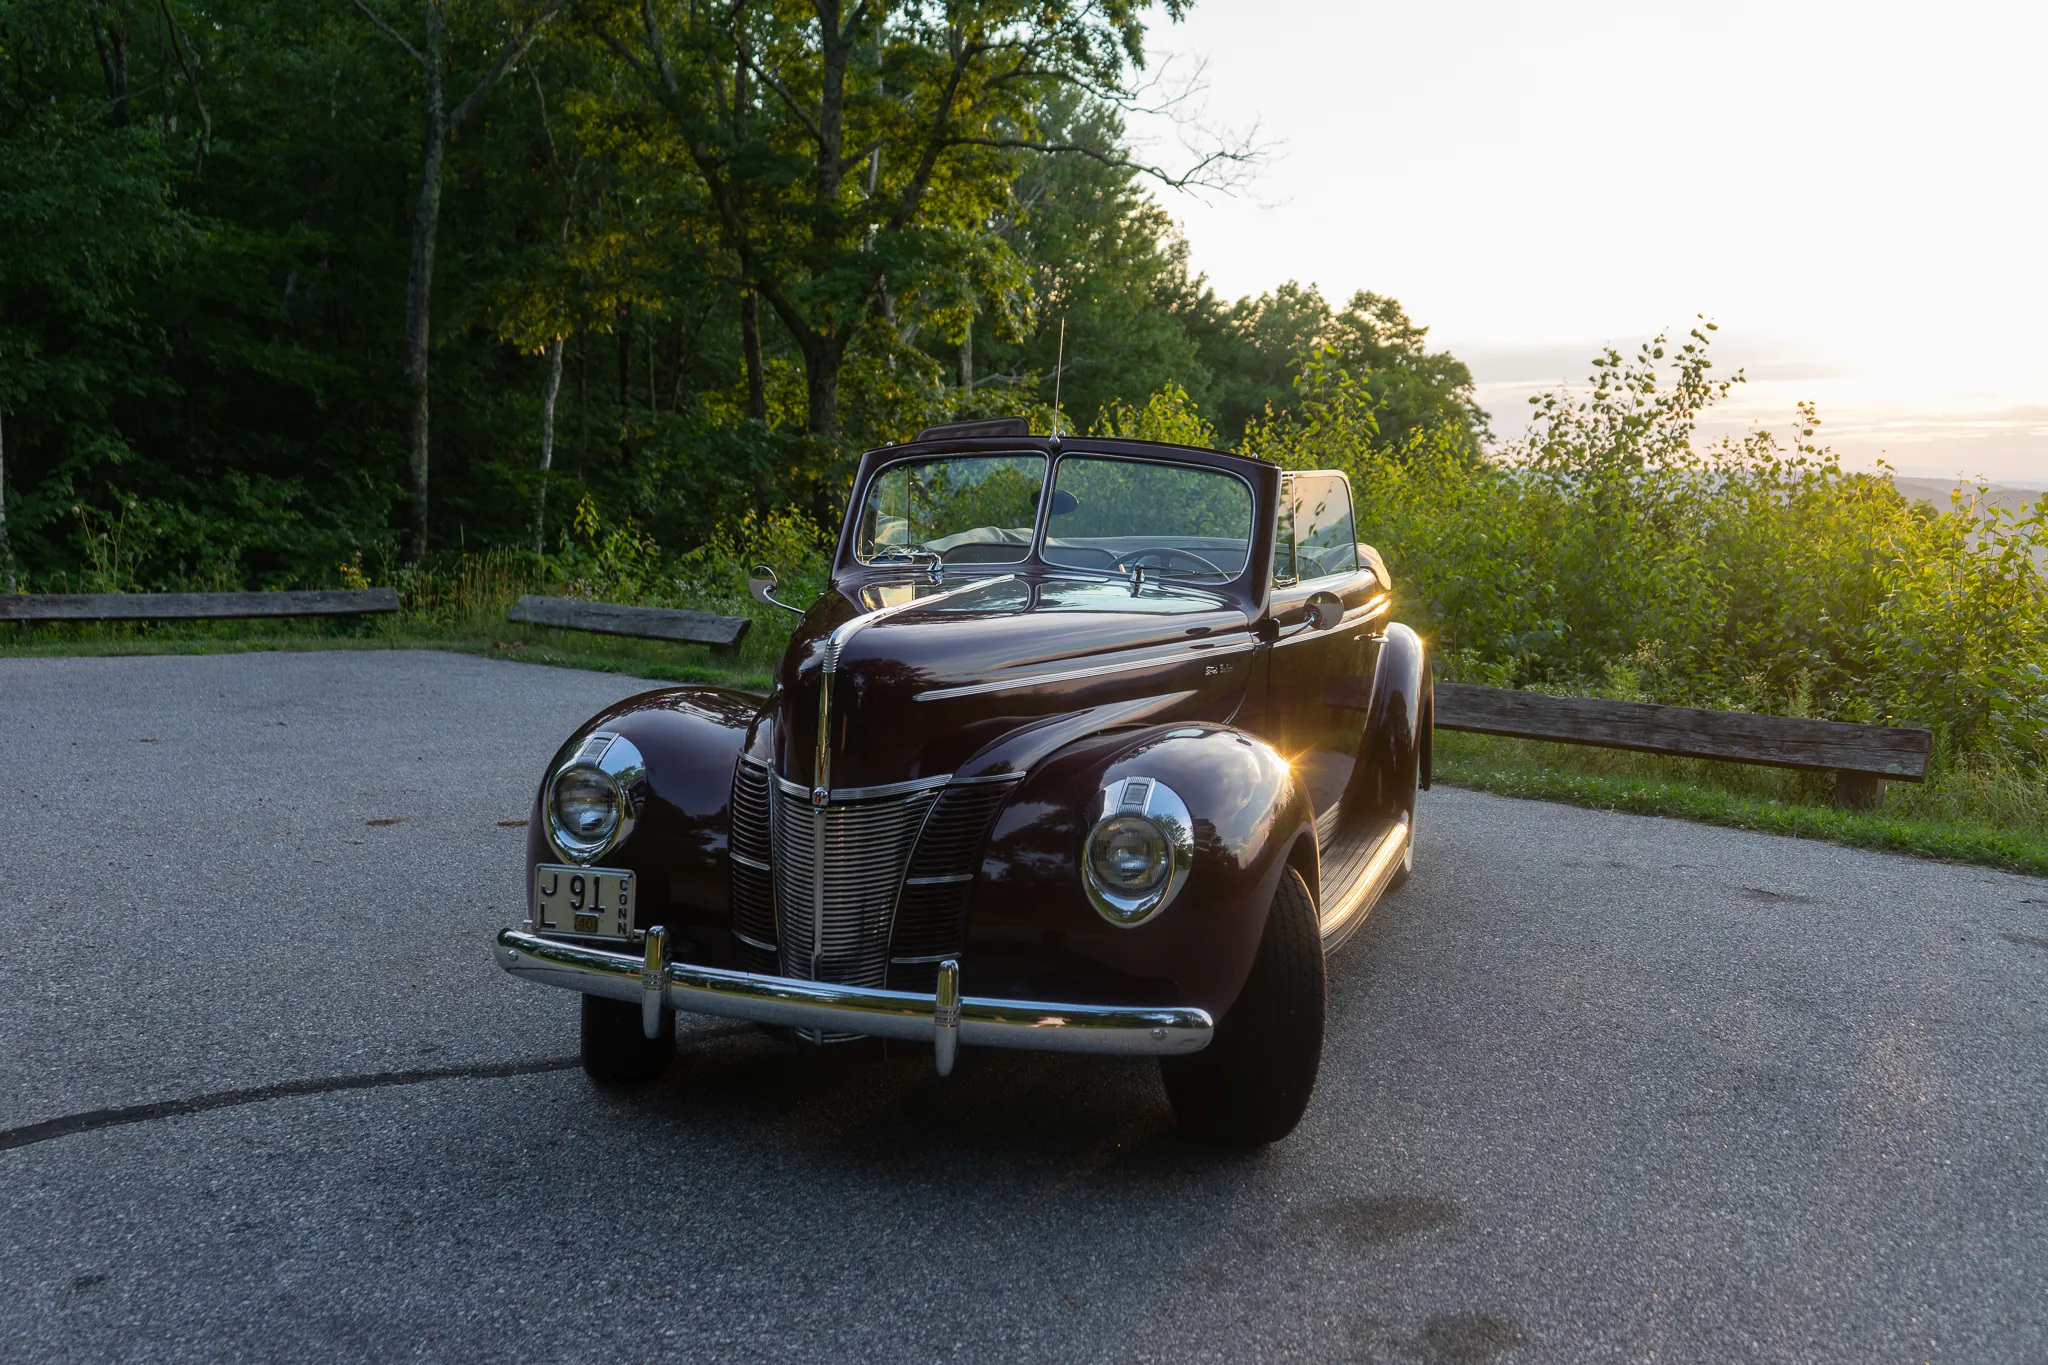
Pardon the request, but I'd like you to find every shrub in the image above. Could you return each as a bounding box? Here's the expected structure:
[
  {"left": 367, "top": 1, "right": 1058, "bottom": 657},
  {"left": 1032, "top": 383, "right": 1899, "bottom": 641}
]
[{"left": 1245, "top": 327, "right": 2048, "bottom": 766}]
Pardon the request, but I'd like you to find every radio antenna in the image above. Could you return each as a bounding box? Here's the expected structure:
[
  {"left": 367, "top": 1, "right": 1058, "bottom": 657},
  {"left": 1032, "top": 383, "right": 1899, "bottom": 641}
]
[{"left": 1050, "top": 317, "right": 1066, "bottom": 440}]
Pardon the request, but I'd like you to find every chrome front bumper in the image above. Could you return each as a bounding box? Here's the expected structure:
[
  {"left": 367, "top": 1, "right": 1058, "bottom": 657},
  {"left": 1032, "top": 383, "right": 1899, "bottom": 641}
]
[{"left": 494, "top": 926, "right": 1213, "bottom": 1075}]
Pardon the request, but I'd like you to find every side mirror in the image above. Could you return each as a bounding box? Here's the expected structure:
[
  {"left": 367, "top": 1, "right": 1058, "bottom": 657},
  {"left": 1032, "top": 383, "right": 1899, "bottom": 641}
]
[
  {"left": 749, "top": 565, "right": 805, "bottom": 618},
  {"left": 1305, "top": 590, "right": 1344, "bottom": 631}
]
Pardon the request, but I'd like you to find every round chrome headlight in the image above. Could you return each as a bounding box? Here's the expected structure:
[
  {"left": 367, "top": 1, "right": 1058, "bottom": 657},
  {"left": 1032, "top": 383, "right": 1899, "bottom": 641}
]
[
  {"left": 1088, "top": 815, "right": 1172, "bottom": 896},
  {"left": 1081, "top": 776, "right": 1194, "bottom": 926},
  {"left": 543, "top": 731, "right": 645, "bottom": 862},
  {"left": 550, "top": 765, "right": 619, "bottom": 847}
]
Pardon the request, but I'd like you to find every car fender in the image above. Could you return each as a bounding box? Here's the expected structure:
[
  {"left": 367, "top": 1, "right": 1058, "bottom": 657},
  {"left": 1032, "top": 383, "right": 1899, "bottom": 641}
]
[
  {"left": 965, "top": 723, "right": 1314, "bottom": 1019},
  {"left": 1345, "top": 622, "right": 1431, "bottom": 819},
  {"left": 526, "top": 688, "right": 762, "bottom": 963}
]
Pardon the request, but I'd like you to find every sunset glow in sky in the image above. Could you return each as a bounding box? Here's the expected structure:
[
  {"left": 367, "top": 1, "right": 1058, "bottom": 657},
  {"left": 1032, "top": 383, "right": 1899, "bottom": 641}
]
[{"left": 1129, "top": 0, "right": 2048, "bottom": 483}]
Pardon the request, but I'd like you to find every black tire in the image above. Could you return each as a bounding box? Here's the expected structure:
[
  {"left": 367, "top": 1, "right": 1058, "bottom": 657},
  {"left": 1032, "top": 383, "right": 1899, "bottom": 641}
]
[
  {"left": 1161, "top": 866, "right": 1326, "bottom": 1146},
  {"left": 580, "top": 993, "right": 675, "bottom": 1084}
]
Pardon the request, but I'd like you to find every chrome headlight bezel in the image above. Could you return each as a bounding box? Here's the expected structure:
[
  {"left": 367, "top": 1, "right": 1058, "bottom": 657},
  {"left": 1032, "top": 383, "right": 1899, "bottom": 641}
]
[
  {"left": 1081, "top": 776, "right": 1194, "bottom": 927},
  {"left": 544, "top": 731, "right": 647, "bottom": 864}
]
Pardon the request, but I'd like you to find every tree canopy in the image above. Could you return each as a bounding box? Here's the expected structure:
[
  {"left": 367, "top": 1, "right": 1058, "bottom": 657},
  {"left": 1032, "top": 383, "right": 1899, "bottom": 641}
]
[{"left": 0, "top": 0, "right": 1487, "bottom": 590}]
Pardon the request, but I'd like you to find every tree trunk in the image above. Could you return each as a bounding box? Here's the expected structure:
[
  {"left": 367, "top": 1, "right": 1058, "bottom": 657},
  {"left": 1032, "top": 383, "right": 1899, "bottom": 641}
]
[
  {"left": 401, "top": 14, "right": 448, "bottom": 562},
  {"left": 0, "top": 407, "right": 14, "bottom": 594},
  {"left": 803, "top": 3, "right": 852, "bottom": 440},
  {"left": 959, "top": 316, "right": 973, "bottom": 392},
  {"left": 616, "top": 301, "right": 633, "bottom": 467},
  {"left": 156, "top": 0, "right": 212, "bottom": 173},
  {"left": 358, "top": 0, "right": 566, "bottom": 560},
  {"left": 741, "top": 289, "right": 767, "bottom": 422},
  {"left": 805, "top": 339, "right": 843, "bottom": 438},
  {"left": 91, "top": 6, "right": 132, "bottom": 126},
  {"left": 574, "top": 332, "right": 588, "bottom": 474},
  {"left": 535, "top": 334, "right": 565, "bottom": 555}
]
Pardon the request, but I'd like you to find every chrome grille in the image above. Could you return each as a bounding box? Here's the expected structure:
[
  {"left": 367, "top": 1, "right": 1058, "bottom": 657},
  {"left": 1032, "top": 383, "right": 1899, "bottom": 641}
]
[
  {"left": 727, "top": 760, "right": 777, "bottom": 975},
  {"left": 888, "top": 779, "right": 1018, "bottom": 994},
  {"left": 772, "top": 784, "right": 940, "bottom": 990}
]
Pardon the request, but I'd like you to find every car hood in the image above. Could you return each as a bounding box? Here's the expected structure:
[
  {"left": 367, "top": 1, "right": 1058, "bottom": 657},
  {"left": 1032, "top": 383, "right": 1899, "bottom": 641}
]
[{"left": 765, "top": 573, "right": 1258, "bottom": 794}]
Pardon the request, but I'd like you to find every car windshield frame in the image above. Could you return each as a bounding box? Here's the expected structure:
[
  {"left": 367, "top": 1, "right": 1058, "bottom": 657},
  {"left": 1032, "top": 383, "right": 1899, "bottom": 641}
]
[
  {"left": 1039, "top": 452, "right": 1258, "bottom": 585},
  {"left": 851, "top": 452, "right": 1048, "bottom": 569},
  {"left": 844, "top": 445, "right": 1265, "bottom": 595}
]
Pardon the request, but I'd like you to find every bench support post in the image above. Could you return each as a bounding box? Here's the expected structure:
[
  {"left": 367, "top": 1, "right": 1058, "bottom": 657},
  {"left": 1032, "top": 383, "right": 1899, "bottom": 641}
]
[{"left": 1833, "top": 772, "right": 1885, "bottom": 811}]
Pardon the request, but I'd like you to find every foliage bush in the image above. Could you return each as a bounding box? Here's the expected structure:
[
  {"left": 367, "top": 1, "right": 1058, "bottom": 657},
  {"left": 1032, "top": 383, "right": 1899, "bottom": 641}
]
[
  {"left": 1246, "top": 327, "right": 2048, "bottom": 766},
  {"left": 671, "top": 505, "right": 836, "bottom": 639}
]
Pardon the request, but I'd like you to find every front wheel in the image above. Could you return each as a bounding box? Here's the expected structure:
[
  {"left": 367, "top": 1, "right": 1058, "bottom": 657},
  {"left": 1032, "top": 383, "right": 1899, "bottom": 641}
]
[
  {"left": 580, "top": 993, "right": 674, "bottom": 1084},
  {"left": 1161, "top": 866, "right": 1327, "bottom": 1146}
]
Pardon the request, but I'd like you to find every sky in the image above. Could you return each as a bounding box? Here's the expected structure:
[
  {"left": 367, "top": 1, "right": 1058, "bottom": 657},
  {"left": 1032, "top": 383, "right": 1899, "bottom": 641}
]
[{"left": 1126, "top": 0, "right": 2048, "bottom": 484}]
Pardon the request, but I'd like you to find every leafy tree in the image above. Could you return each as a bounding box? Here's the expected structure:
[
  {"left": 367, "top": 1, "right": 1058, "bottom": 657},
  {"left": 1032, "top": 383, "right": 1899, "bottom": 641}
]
[
  {"left": 1181, "top": 281, "right": 1485, "bottom": 450},
  {"left": 349, "top": 0, "right": 571, "bottom": 559},
  {"left": 0, "top": 0, "right": 1473, "bottom": 592},
  {"left": 1326, "top": 290, "right": 1490, "bottom": 451},
  {"left": 969, "top": 86, "right": 1207, "bottom": 428},
  {"left": 590, "top": 0, "right": 1201, "bottom": 441},
  {"left": 0, "top": 3, "right": 187, "bottom": 581},
  {"left": 1176, "top": 279, "right": 1328, "bottom": 439}
]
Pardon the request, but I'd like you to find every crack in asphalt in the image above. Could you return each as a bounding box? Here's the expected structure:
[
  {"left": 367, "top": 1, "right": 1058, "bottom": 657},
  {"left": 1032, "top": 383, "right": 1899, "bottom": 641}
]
[
  {"left": 0, "top": 1057, "right": 583, "bottom": 1153},
  {"left": 1, "top": 1022, "right": 763, "bottom": 1154}
]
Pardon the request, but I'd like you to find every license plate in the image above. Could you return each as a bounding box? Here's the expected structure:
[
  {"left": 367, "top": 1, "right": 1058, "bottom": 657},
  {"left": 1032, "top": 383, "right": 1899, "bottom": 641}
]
[{"left": 532, "top": 864, "right": 636, "bottom": 938}]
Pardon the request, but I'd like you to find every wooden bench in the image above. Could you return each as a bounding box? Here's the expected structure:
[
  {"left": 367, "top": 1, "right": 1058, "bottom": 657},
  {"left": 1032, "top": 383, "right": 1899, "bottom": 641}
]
[
  {"left": 1329, "top": 678, "right": 1932, "bottom": 809},
  {"left": 0, "top": 588, "right": 400, "bottom": 621},
  {"left": 506, "top": 595, "right": 751, "bottom": 655}
]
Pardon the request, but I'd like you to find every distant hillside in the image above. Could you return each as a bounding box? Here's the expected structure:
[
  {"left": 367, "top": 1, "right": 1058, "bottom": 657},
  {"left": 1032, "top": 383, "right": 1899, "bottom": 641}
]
[{"left": 1889, "top": 477, "right": 2041, "bottom": 519}]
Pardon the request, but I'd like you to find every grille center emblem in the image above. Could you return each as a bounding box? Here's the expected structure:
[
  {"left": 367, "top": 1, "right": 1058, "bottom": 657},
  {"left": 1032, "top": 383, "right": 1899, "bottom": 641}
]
[{"left": 810, "top": 786, "right": 829, "bottom": 808}]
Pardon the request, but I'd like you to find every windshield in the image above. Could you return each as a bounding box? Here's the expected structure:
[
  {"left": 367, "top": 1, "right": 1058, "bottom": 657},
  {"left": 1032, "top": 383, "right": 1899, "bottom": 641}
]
[
  {"left": 854, "top": 455, "right": 1044, "bottom": 565},
  {"left": 1042, "top": 456, "right": 1255, "bottom": 581}
]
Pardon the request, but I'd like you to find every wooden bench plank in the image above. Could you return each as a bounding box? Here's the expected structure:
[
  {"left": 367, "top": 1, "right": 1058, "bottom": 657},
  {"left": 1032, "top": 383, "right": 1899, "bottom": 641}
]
[
  {"left": 1429, "top": 682, "right": 1929, "bottom": 780},
  {"left": 0, "top": 588, "right": 400, "bottom": 622},
  {"left": 506, "top": 595, "right": 751, "bottom": 651},
  {"left": 1325, "top": 676, "right": 1930, "bottom": 781}
]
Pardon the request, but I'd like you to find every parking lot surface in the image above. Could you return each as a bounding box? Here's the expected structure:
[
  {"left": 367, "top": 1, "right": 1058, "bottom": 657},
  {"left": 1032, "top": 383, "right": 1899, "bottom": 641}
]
[{"left": 2, "top": 650, "right": 2043, "bottom": 1362}]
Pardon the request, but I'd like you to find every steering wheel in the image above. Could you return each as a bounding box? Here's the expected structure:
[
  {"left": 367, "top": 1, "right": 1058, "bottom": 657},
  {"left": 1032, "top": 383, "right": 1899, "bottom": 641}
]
[
  {"left": 1111, "top": 546, "right": 1231, "bottom": 579},
  {"left": 1051, "top": 545, "right": 1120, "bottom": 569}
]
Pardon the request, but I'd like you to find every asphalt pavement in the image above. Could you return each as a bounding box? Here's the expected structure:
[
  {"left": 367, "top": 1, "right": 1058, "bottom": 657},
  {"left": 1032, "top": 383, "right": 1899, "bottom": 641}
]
[{"left": 1, "top": 649, "right": 2043, "bottom": 1363}]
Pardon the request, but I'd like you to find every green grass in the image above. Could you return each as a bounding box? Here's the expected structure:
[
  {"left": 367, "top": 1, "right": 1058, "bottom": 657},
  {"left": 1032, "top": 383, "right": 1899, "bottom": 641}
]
[
  {"left": 0, "top": 616, "right": 772, "bottom": 692},
  {"left": 1435, "top": 729, "right": 2048, "bottom": 878}
]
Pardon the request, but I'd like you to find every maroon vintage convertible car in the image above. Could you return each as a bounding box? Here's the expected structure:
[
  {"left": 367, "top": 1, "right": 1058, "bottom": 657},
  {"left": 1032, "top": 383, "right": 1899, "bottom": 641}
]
[{"left": 495, "top": 417, "right": 1431, "bottom": 1144}]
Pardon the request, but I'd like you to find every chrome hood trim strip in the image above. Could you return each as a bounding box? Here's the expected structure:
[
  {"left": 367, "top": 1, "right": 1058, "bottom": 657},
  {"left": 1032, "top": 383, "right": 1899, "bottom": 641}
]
[
  {"left": 811, "top": 574, "right": 1017, "bottom": 803},
  {"left": 913, "top": 637, "right": 1255, "bottom": 703}
]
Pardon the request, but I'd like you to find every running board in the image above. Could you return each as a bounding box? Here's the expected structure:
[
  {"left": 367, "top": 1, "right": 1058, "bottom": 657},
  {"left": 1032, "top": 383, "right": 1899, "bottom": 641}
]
[{"left": 1316, "top": 813, "right": 1410, "bottom": 953}]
